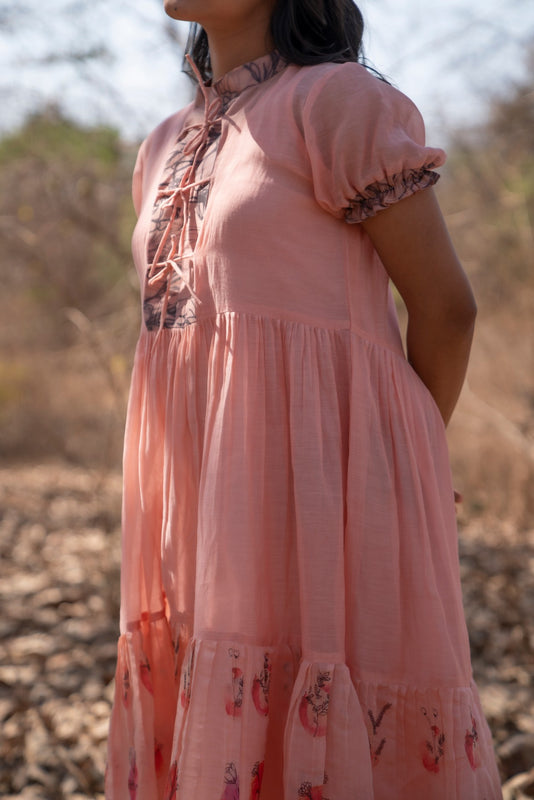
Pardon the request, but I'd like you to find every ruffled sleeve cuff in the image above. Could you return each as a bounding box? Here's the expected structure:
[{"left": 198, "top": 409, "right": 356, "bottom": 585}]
[
  {"left": 299, "top": 62, "right": 446, "bottom": 222},
  {"left": 344, "top": 164, "right": 441, "bottom": 224}
]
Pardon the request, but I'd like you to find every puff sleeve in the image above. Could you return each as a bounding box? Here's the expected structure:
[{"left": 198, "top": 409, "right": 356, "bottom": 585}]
[{"left": 301, "top": 62, "right": 446, "bottom": 223}]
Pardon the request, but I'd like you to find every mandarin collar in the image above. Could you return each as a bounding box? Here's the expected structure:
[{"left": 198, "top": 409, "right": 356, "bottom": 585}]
[{"left": 192, "top": 50, "right": 287, "bottom": 103}]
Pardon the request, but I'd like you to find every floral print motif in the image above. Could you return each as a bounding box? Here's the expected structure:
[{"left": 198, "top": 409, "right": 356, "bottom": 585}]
[
  {"left": 345, "top": 166, "right": 440, "bottom": 224},
  {"left": 297, "top": 774, "right": 330, "bottom": 800},
  {"left": 154, "top": 740, "right": 164, "bottom": 774},
  {"left": 180, "top": 642, "right": 195, "bottom": 709},
  {"left": 465, "top": 711, "right": 481, "bottom": 770},
  {"left": 214, "top": 51, "right": 286, "bottom": 114},
  {"left": 139, "top": 655, "right": 154, "bottom": 694},
  {"left": 220, "top": 761, "right": 240, "bottom": 800},
  {"left": 249, "top": 760, "right": 264, "bottom": 800},
  {"left": 420, "top": 706, "right": 446, "bottom": 773},
  {"left": 121, "top": 666, "right": 131, "bottom": 708},
  {"left": 367, "top": 702, "right": 392, "bottom": 765},
  {"left": 164, "top": 761, "right": 179, "bottom": 800},
  {"left": 173, "top": 634, "right": 181, "bottom": 682},
  {"left": 298, "top": 670, "right": 331, "bottom": 737},
  {"left": 143, "top": 51, "right": 288, "bottom": 333},
  {"left": 225, "top": 647, "right": 244, "bottom": 717},
  {"left": 143, "top": 126, "right": 218, "bottom": 332},
  {"left": 127, "top": 748, "right": 138, "bottom": 800},
  {"left": 251, "top": 652, "right": 272, "bottom": 716},
  {"left": 242, "top": 52, "right": 286, "bottom": 88}
]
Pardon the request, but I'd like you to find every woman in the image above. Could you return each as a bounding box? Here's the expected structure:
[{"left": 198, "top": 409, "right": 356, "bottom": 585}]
[{"left": 106, "top": 1, "right": 503, "bottom": 798}]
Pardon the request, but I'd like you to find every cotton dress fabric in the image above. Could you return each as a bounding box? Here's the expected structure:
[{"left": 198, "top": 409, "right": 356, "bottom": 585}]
[{"left": 105, "top": 53, "right": 503, "bottom": 800}]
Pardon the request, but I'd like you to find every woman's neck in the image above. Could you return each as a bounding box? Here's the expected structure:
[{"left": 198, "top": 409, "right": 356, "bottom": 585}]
[{"left": 205, "top": 12, "right": 274, "bottom": 81}]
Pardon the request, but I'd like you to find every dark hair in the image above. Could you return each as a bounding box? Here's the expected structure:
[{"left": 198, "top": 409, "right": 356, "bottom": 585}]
[{"left": 184, "top": 0, "right": 380, "bottom": 83}]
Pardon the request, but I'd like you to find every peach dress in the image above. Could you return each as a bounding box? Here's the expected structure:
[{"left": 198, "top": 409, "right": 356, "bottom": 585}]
[{"left": 105, "top": 53, "right": 503, "bottom": 800}]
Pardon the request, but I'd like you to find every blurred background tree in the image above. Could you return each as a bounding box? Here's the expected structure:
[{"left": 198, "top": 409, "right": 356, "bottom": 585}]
[
  {"left": 440, "top": 62, "right": 534, "bottom": 528},
  {"left": 0, "top": 109, "right": 139, "bottom": 465},
  {"left": 0, "top": 0, "right": 188, "bottom": 465}
]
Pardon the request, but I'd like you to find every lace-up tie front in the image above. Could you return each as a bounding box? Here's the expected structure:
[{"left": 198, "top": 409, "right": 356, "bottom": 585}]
[
  {"left": 146, "top": 234, "right": 201, "bottom": 331},
  {"left": 146, "top": 59, "right": 227, "bottom": 332},
  {"left": 142, "top": 51, "right": 289, "bottom": 333}
]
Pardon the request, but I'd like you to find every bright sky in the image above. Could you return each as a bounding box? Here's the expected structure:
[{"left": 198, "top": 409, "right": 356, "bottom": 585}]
[{"left": 0, "top": 0, "right": 532, "bottom": 144}]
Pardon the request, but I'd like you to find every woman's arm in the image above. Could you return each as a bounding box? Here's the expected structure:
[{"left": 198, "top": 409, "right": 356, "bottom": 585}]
[{"left": 361, "top": 187, "right": 477, "bottom": 428}]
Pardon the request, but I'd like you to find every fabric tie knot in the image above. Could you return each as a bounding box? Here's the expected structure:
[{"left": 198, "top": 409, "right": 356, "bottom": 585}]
[{"left": 147, "top": 234, "right": 200, "bottom": 331}]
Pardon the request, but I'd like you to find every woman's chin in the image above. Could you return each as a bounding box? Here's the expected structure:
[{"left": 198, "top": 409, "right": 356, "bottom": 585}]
[{"left": 163, "top": 0, "right": 195, "bottom": 22}]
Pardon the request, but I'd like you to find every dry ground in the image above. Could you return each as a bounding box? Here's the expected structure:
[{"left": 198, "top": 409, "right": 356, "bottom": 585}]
[{"left": 0, "top": 462, "right": 533, "bottom": 799}]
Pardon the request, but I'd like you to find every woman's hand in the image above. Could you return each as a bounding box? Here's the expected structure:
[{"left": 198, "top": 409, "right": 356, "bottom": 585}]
[{"left": 361, "top": 187, "right": 477, "bottom": 428}]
